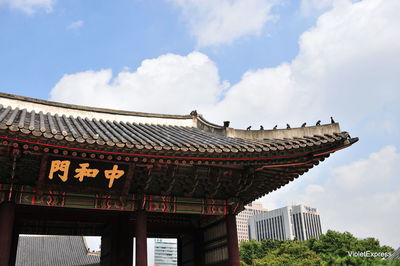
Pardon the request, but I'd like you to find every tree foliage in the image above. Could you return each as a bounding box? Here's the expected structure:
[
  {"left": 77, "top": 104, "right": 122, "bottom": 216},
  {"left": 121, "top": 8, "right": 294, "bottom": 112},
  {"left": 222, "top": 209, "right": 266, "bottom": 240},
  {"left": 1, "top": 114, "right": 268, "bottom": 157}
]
[
  {"left": 239, "top": 230, "right": 400, "bottom": 266},
  {"left": 253, "top": 241, "right": 323, "bottom": 266},
  {"left": 239, "top": 239, "right": 287, "bottom": 265}
]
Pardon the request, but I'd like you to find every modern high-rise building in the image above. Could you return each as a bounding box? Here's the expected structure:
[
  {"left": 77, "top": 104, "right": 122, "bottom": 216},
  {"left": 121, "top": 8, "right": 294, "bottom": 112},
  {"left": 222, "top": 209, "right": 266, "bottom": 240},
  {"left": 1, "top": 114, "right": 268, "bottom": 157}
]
[
  {"left": 248, "top": 205, "right": 322, "bottom": 241},
  {"left": 236, "top": 202, "right": 268, "bottom": 242},
  {"left": 154, "top": 238, "right": 177, "bottom": 266}
]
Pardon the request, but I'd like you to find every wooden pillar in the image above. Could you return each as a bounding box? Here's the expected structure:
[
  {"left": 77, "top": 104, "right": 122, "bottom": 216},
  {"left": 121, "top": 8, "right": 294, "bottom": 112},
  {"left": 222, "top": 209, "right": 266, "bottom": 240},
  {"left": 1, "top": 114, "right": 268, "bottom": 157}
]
[
  {"left": 0, "top": 203, "right": 15, "bottom": 266},
  {"left": 100, "top": 214, "right": 132, "bottom": 266},
  {"left": 177, "top": 236, "right": 183, "bottom": 266},
  {"left": 8, "top": 228, "right": 19, "bottom": 266},
  {"left": 135, "top": 211, "right": 147, "bottom": 266},
  {"left": 226, "top": 214, "right": 240, "bottom": 266},
  {"left": 193, "top": 229, "right": 204, "bottom": 266},
  {"left": 118, "top": 216, "right": 133, "bottom": 266}
]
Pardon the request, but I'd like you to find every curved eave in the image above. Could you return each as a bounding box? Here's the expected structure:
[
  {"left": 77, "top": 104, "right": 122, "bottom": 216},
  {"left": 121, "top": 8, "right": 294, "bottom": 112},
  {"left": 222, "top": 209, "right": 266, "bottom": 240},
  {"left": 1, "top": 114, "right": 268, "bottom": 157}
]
[
  {"left": 239, "top": 137, "right": 359, "bottom": 204},
  {"left": 0, "top": 135, "right": 357, "bottom": 204},
  {"left": 0, "top": 130, "right": 358, "bottom": 165}
]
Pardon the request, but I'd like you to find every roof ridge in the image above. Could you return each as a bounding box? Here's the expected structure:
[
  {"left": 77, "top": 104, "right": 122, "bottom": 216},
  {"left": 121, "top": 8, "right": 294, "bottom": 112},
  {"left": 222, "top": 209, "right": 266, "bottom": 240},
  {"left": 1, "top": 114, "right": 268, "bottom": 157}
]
[{"left": 0, "top": 92, "right": 192, "bottom": 119}]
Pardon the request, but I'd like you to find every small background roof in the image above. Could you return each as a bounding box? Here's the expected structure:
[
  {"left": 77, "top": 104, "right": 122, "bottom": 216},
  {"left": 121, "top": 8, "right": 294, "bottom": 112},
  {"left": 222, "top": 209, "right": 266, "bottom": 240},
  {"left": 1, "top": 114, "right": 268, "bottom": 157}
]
[{"left": 16, "top": 235, "right": 100, "bottom": 266}]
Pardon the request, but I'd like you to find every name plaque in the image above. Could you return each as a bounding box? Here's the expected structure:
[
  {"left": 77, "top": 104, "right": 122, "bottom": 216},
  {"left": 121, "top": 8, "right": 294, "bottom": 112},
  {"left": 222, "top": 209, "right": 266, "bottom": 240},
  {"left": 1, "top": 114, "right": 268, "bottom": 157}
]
[{"left": 45, "top": 156, "right": 129, "bottom": 190}]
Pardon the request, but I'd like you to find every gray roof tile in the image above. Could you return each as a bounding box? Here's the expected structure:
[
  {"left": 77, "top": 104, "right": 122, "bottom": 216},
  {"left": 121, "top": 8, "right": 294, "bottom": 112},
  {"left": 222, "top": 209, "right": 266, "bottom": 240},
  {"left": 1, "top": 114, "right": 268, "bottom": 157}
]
[
  {"left": 0, "top": 103, "right": 351, "bottom": 155},
  {"left": 16, "top": 236, "right": 100, "bottom": 266}
]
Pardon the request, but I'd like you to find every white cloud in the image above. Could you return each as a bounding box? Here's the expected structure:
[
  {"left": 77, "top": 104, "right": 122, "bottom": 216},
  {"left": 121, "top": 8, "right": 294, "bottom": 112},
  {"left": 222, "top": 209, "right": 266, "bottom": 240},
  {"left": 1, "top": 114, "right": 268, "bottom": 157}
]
[
  {"left": 0, "top": 0, "right": 55, "bottom": 14},
  {"left": 300, "top": 0, "right": 335, "bottom": 16},
  {"left": 168, "top": 0, "right": 278, "bottom": 47},
  {"left": 67, "top": 20, "right": 84, "bottom": 30},
  {"left": 207, "top": 0, "right": 400, "bottom": 128},
  {"left": 50, "top": 52, "right": 228, "bottom": 115},
  {"left": 332, "top": 146, "right": 399, "bottom": 190},
  {"left": 262, "top": 145, "right": 400, "bottom": 248}
]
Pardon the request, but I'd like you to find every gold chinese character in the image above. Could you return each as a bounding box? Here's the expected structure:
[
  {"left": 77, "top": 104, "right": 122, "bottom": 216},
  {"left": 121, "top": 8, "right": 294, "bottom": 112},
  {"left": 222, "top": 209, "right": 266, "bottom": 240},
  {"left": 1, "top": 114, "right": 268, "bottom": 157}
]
[
  {"left": 74, "top": 163, "right": 99, "bottom": 182},
  {"left": 104, "top": 165, "right": 124, "bottom": 188},
  {"left": 48, "top": 160, "right": 71, "bottom": 182}
]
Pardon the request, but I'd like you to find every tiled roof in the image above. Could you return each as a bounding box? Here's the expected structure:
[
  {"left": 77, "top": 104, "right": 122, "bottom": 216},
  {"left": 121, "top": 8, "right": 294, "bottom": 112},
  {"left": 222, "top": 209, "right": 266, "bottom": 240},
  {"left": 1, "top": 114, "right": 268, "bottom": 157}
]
[
  {"left": 0, "top": 93, "right": 358, "bottom": 205},
  {"left": 0, "top": 103, "right": 351, "bottom": 155},
  {"left": 16, "top": 235, "right": 100, "bottom": 266}
]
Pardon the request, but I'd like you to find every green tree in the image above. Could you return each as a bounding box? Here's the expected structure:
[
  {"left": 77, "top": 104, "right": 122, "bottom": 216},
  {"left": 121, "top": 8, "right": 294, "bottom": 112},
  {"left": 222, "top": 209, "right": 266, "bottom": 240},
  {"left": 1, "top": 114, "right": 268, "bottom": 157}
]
[
  {"left": 239, "top": 240, "right": 264, "bottom": 265},
  {"left": 308, "top": 230, "right": 359, "bottom": 257},
  {"left": 240, "top": 230, "right": 398, "bottom": 265},
  {"left": 307, "top": 230, "right": 395, "bottom": 264},
  {"left": 240, "top": 239, "right": 285, "bottom": 264},
  {"left": 259, "top": 239, "right": 284, "bottom": 254},
  {"left": 358, "top": 237, "right": 394, "bottom": 254},
  {"left": 252, "top": 241, "right": 323, "bottom": 266}
]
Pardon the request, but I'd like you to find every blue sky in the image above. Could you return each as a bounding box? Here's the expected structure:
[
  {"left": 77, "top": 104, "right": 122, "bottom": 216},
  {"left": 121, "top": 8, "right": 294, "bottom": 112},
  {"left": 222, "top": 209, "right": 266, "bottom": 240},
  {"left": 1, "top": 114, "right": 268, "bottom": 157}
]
[
  {"left": 0, "top": 0, "right": 315, "bottom": 96},
  {"left": 1, "top": 0, "right": 399, "bottom": 252}
]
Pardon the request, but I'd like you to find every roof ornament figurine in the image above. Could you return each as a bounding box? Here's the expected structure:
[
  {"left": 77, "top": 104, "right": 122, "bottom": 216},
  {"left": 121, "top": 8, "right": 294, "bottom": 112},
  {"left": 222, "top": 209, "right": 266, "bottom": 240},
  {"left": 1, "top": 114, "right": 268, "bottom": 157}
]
[
  {"left": 246, "top": 126, "right": 251, "bottom": 130},
  {"left": 223, "top": 121, "right": 230, "bottom": 127},
  {"left": 260, "top": 125, "right": 264, "bottom": 130},
  {"left": 316, "top": 120, "right": 321, "bottom": 126},
  {"left": 330, "top": 116, "right": 335, "bottom": 124},
  {"left": 286, "top": 123, "right": 291, "bottom": 129},
  {"left": 190, "top": 110, "right": 197, "bottom": 116},
  {"left": 301, "top": 122, "right": 306, "bottom": 127},
  {"left": 273, "top": 125, "right": 278, "bottom": 130}
]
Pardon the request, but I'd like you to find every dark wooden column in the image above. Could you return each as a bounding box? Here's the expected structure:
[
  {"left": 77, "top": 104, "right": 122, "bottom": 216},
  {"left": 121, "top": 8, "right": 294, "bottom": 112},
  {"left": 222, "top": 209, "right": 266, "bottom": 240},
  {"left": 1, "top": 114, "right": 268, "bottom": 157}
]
[
  {"left": 226, "top": 214, "right": 240, "bottom": 266},
  {"left": 0, "top": 203, "right": 16, "bottom": 266},
  {"left": 135, "top": 211, "right": 147, "bottom": 266},
  {"left": 8, "top": 228, "right": 20, "bottom": 266},
  {"left": 100, "top": 214, "right": 132, "bottom": 266},
  {"left": 177, "top": 236, "right": 183, "bottom": 266},
  {"left": 193, "top": 229, "right": 204, "bottom": 266}
]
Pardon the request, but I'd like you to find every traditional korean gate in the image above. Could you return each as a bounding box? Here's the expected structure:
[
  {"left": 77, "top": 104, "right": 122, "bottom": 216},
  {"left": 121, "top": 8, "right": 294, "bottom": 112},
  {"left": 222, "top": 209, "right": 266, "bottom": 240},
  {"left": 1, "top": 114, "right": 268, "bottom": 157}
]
[{"left": 0, "top": 93, "right": 357, "bottom": 266}]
